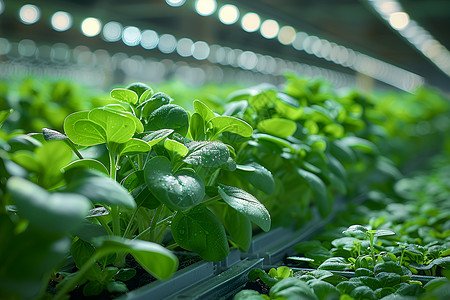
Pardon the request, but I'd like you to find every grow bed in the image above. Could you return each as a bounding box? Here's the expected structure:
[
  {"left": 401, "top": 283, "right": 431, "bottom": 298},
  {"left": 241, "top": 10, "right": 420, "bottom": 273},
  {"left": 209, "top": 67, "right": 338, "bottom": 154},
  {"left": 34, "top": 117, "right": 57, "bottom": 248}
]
[{"left": 231, "top": 155, "right": 450, "bottom": 299}]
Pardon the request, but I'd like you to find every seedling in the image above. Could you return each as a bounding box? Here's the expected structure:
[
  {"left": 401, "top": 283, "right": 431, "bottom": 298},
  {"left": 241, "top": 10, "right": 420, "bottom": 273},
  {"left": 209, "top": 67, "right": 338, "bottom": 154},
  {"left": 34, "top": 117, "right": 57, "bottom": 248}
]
[{"left": 343, "top": 224, "right": 395, "bottom": 266}]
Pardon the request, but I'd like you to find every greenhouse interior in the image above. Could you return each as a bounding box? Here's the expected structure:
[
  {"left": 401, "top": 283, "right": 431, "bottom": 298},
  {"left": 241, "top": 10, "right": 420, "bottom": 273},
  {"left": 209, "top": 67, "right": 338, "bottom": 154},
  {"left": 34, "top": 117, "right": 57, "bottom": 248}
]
[{"left": 1, "top": 0, "right": 449, "bottom": 299}]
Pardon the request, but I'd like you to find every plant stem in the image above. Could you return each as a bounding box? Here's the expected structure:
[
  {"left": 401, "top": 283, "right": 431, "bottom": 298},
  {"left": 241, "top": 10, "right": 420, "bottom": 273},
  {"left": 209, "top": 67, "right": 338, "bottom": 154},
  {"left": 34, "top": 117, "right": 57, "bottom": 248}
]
[
  {"left": 150, "top": 205, "right": 164, "bottom": 241},
  {"left": 154, "top": 223, "right": 169, "bottom": 243},
  {"left": 127, "top": 156, "right": 138, "bottom": 172},
  {"left": 65, "top": 140, "right": 83, "bottom": 159},
  {"left": 206, "top": 169, "right": 220, "bottom": 186},
  {"left": 369, "top": 233, "right": 376, "bottom": 265},
  {"left": 200, "top": 194, "right": 221, "bottom": 206},
  {"left": 134, "top": 205, "right": 166, "bottom": 241},
  {"left": 96, "top": 216, "right": 113, "bottom": 236},
  {"left": 166, "top": 242, "right": 179, "bottom": 250},
  {"left": 399, "top": 247, "right": 406, "bottom": 266},
  {"left": 108, "top": 148, "right": 121, "bottom": 237},
  {"left": 123, "top": 207, "right": 140, "bottom": 239},
  {"left": 54, "top": 252, "right": 103, "bottom": 300}
]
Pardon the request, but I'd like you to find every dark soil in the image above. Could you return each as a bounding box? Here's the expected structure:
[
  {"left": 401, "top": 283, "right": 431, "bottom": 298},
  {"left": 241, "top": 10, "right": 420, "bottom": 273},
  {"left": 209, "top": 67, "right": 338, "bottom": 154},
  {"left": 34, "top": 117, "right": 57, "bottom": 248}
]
[{"left": 241, "top": 278, "right": 270, "bottom": 295}]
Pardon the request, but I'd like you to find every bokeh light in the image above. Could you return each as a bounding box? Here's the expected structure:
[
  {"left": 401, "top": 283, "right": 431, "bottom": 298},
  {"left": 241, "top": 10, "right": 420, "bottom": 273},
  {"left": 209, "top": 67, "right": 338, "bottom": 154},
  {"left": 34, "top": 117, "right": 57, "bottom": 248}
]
[
  {"left": 81, "top": 17, "right": 102, "bottom": 37},
  {"left": 241, "top": 12, "right": 261, "bottom": 32},
  {"left": 141, "top": 30, "right": 159, "bottom": 49},
  {"left": 103, "top": 21, "right": 123, "bottom": 42},
  {"left": 389, "top": 12, "right": 409, "bottom": 30},
  {"left": 195, "top": 0, "right": 217, "bottom": 16},
  {"left": 165, "top": 0, "right": 186, "bottom": 7},
  {"left": 19, "top": 4, "right": 40, "bottom": 25},
  {"left": 278, "top": 26, "right": 296, "bottom": 45},
  {"left": 260, "top": 19, "right": 279, "bottom": 39},
  {"left": 51, "top": 11, "right": 72, "bottom": 32},
  {"left": 122, "top": 26, "right": 141, "bottom": 46},
  {"left": 218, "top": 5, "right": 239, "bottom": 25}
]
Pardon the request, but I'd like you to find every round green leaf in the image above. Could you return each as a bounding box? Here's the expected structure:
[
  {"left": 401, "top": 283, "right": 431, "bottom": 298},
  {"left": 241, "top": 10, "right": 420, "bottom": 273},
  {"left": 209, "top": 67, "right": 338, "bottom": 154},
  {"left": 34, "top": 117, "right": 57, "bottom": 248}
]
[
  {"left": 118, "top": 138, "right": 151, "bottom": 156},
  {"left": 146, "top": 104, "right": 189, "bottom": 137},
  {"left": 164, "top": 138, "right": 188, "bottom": 157},
  {"left": 126, "top": 82, "right": 152, "bottom": 99},
  {"left": 222, "top": 206, "right": 252, "bottom": 252},
  {"left": 297, "top": 168, "right": 331, "bottom": 217},
  {"left": 184, "top": 141, "right": 230, "bottom": 167},
  {"left": 208, "top": 116, "right": 253, "bottom": 138},
  {"left": 89, "top": 108, "right": 136, "bottom": 144},
  {"left": 189, "top": 113, "right": 205, "bottom": 141},
  {"left": 7, "top": 177, "right": 91, "bottom": 233},
  {"left": 64, "top": 168, "right": 136, "bottom": 209},
  {"left": 143, "top": 129, "right": 174, "bottom": 146},
  {"left": 236, "top": 162, "right": 275, "bottom": 195},
  {"left": 218, "top": 184, "right": 271, "bottom": 232},
  {"left": 64, "top": 159, "right": 109, "bottom": 175},
  {"left": 144, "top": 156, "right": 205, "bottom": 211},
  {"left": 110, "top": 88, "right": 138, "bottom": 104},
  {"left": 139, "top": 92, "right": 173, "bottom": 118},
  {"left": 270, "top": 277, "right": 318, "bottom": 300},
  {"left": 171, "top": 206, "right": 229, "bottom": 261},
  {"left": 257, "top": 118, "right": 297, "bottom": 138},
  {"left": 64, "top": 111, "right": 107, "bottom": 146},
  {"left": 138, "top": 88, "right": 154, "bottom": 104},
  {"left": 318, "top": 257, "right": 352, "bottom": 271},
  {"left": 94, "top": 236, "right": 178, "bottom": 280},
  {"left": 193, "top": 99, "right": 216, "bottom": 122}
]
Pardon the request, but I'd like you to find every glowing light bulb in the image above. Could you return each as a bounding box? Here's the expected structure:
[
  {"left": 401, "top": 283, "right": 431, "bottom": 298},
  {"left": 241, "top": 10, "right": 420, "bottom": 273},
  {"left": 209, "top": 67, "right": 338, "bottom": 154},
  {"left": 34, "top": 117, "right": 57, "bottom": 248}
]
[
  {"left": 165, "top": 0, "right": 186, "bottom": 7},
  {"left": 241, "top": 12, "right": 260, "bottom": 32},
  {"left": 389, "top": 12, "right": 409, "bottom": 30},
  {"left": 260, "top": 19, "right": 279, "bottom": 39},
  {"left": 218, "top": 4, "right": 239, "bottom": 25},
  {"left": 19, "top": 4, "right": 40, "bottom": 25},
  {"left": 81, "top": 17, "right": 102, "bottom": 37},
  {"left": 103, "top": 21, "right": 123, "bottom": 42},
  {"left": 51, "top": 11, "right": 72, "bottom": 32},
  {"left": 195, "top": 0, "right": 216, "bottom": 16},
  {"left": 278, "top": 26, "right": 296, "bottom": 45}
]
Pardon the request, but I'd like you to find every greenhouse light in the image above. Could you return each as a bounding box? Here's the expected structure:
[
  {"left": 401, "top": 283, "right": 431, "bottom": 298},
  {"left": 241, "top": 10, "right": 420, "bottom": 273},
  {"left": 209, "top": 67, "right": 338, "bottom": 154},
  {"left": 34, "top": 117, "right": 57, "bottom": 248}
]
[
  {"left": 19, "top": 4, "right": 40, "bottom": 25},
  {"left": 165, "top": 0, "right": 186, "bottom": 7},
  {"left": 158, "top": 34, "right": 177, "bottom": 54},
  {"left": 218, "top": 4, "right": 239, "bottom": 25},
  {"left": 51, "top": 11, "right": 72, "bottom": 32},
  {"left": 195, "top": 0, "right": 217, "bottom": 16},
  {"left": 238, "top": 51, "right": 258, "bottom": 70},
  {"left": 141, "top": 30, "right": 159, "bottom": 49},
  {"left": 81, "top": 17, "right": 101, "bottom": 37},
  {"left": 241, "top": 12, "right": 261, "bottom": 32},
  {"left": 192, "top": 41, "right": 210, "bottom": 60},
  {"left": 292, "top": 32, "right": 308, "bottom": 50},
  {"left": 176, "top": 38, "right": 194, "bottom": 57},
  {"left": 389, "top": 12, "right": 409, "bottom": 30},
  {"left": 103, "top": 21, "right": 123, "bottom": 42},
  {"left": 260, "top": 19, "right": 279, "bottom": 39},
  {"left": 122, "top": 26, "right": 141, "bottom": 46},
  {"left": 278, "top": 26, "right": 296, "bottom": 45},
  {"left": 368, "top": 0, "right": 450, "bottom": 77}
]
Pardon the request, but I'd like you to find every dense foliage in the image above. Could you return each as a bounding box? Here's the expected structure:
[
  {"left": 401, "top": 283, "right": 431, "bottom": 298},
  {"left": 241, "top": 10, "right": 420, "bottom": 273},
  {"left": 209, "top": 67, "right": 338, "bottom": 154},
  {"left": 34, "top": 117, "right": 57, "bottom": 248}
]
[
  {"left": 0, "top": 75, "right": 448, "bottom": 299},
  {"left": 236, "top": 154, "right": 450, "bottom": 299}
]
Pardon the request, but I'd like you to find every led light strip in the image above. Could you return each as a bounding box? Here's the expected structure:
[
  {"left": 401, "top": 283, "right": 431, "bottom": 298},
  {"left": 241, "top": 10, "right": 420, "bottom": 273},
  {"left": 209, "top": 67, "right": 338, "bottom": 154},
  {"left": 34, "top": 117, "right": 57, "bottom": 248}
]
[
  {"left": 2, "top": 1, "right": 422, "bottom": 91},
  {"left": 368, "top": 0, "right": 450, "bottom": 77},
  {"left": 2, "top": 2, "right": 357, "bottom": 89},
  {"left": 166, "top": 0, "right": 425, "bottom": 91}
]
